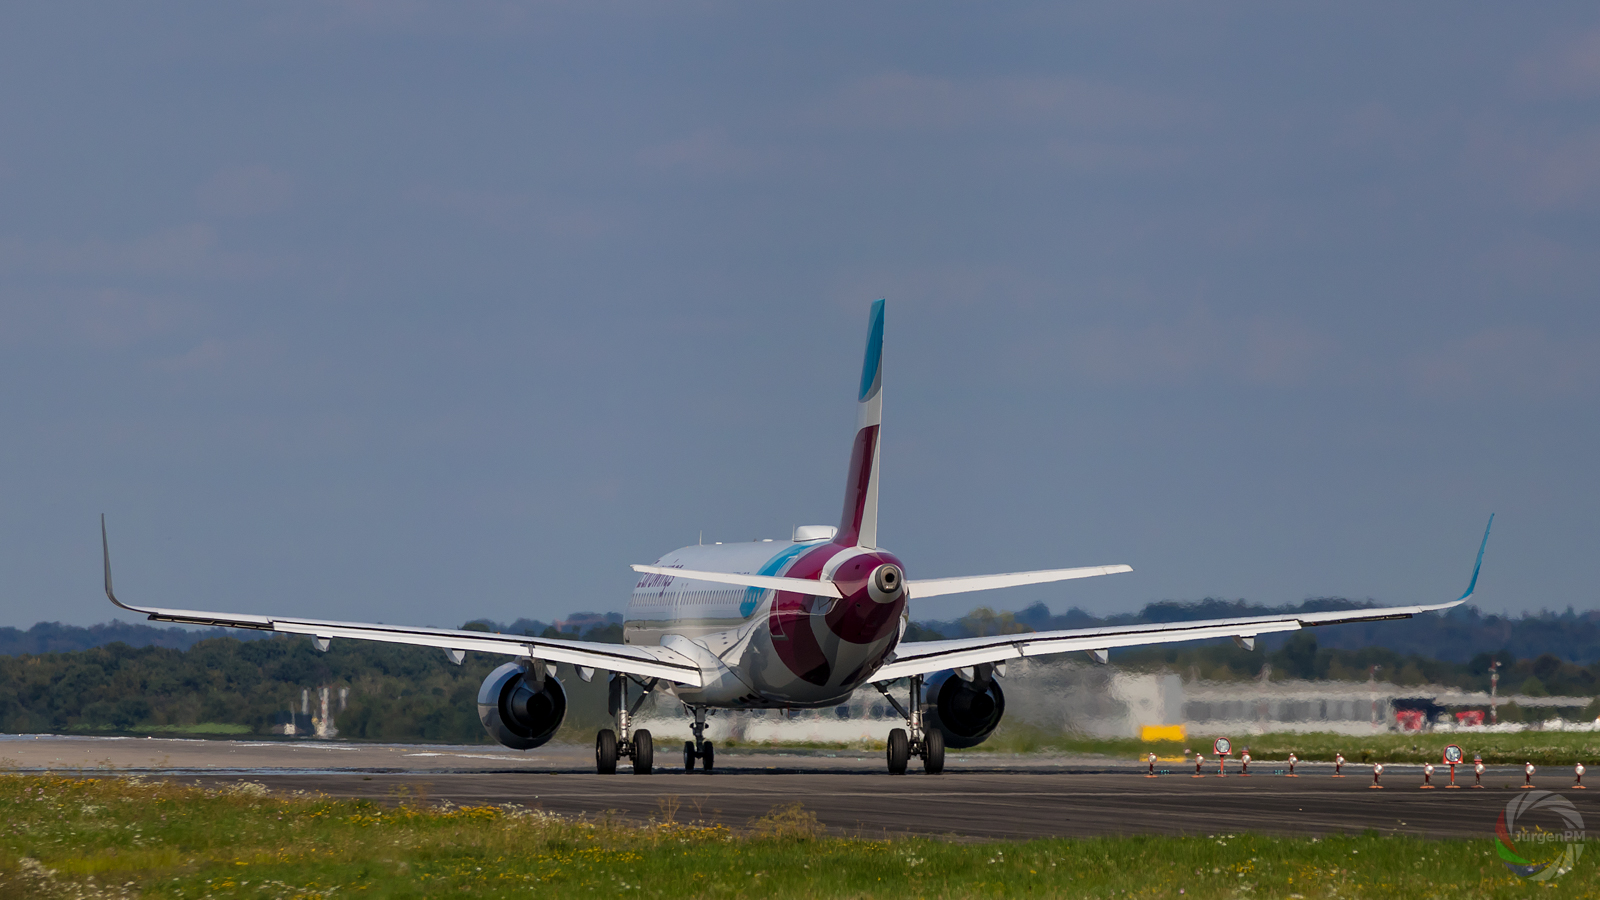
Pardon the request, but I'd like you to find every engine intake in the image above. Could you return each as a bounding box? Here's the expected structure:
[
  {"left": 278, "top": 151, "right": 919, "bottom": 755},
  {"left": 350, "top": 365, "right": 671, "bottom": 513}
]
[
  {"left": 477, "top": 661, "right": 567, "bottom": 750},
  {"left": 925, "top": 669, "right": 1006, "bottom": 749}
]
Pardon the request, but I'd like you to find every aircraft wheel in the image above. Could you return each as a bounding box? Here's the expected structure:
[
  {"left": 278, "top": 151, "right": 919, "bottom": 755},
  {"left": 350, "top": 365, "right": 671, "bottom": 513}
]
[
  {"left": 922, "top": 727, "right": 945, "bottom": 774},
  {"left": 632, "top": 729, "right": 654, "bottom": 774},
  {"left": 596, "top": 729, "right": 618, "bottom": 774},
  {"left": 886, "top": 727, "right": 909, "bottom": 775},
  {"left": 702, "top": 741, "right": 715, "bottom": 772},
  {"left": 683, "top": 741, "right": 696, "bottom": 772}
]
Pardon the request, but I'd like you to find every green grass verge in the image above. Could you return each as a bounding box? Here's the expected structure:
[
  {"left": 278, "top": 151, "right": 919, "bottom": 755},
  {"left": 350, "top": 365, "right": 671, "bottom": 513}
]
[
  {"left": 63, "top": 722, "right": 256, "bottom": 736},
  {"left": 144, "top": 723, "right": 255, "bottom": 735},
  {"left": 971, "top": 724, "right": 1600, "bottom": 766},
  {"left": 0, "top": 773, "right": 1591, "bottom": 898}
]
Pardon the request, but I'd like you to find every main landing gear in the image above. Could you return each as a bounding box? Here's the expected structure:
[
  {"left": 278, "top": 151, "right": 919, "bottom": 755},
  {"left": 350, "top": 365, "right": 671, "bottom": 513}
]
[
  {"left": 874, "top": 674, "right": 944, "bottom": 775},
  {"left": 683, "top": 705, "right": 715, "bottom": 772},
  {"left": 596, "top": 674, "right": 659, "bottom": 774}
]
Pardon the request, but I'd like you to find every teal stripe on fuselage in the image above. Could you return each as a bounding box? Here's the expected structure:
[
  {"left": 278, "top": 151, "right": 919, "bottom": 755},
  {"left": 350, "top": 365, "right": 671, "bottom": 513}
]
[{"left": 740, "top": 541, "right": 822, "bottom": 617}]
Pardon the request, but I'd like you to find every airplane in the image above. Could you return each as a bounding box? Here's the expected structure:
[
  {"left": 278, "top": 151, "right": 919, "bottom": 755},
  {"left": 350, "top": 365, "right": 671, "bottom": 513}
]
[{"left": 101, "top": 299, "right": 1493, "bottom": 775}]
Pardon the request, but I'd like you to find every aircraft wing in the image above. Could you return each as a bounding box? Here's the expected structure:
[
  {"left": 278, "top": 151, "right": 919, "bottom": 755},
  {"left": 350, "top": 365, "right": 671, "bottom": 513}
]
[
  {"left": 873, "top": 515, "right": 1493, "bottom": 683},
  {"left": 101, "top": 518, "right": 703, "bottom": 687}
]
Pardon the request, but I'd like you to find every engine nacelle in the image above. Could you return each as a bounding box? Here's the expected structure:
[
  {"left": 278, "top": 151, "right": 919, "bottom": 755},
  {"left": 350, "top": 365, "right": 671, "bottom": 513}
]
[
  {"left": 924, "top": 668, "right": 1006, "bottom": 749},
  {"left": 477, "top": 661, "right": 567, "bottom": 750}
]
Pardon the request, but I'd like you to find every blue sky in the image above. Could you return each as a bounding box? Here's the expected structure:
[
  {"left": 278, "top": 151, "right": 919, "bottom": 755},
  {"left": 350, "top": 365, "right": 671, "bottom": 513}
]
[{"left": 1, "top": 2, "right": 1596, "bottom": 629}]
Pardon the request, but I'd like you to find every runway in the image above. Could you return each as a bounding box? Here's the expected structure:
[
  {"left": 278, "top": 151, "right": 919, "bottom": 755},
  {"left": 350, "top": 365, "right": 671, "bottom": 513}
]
[{"left": 5, "top": 735, "right": 1594, "bottom": 840}]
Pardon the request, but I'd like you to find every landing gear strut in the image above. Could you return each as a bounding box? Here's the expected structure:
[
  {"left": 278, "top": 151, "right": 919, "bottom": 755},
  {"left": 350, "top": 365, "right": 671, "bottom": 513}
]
[
  {"left": 683, "top": 705, "right": 716, "bottom": 772},
  {"left": 874, "top": 674, "right": 944, "bottom": 775},
  {"left": 597, "top": 674, "right": 659, "bottom": 774}
]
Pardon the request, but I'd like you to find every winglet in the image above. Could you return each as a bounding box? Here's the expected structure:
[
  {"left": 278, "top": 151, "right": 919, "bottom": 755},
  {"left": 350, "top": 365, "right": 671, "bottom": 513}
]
[
  {"left": 1457, "top": 513, "right": 1493, "bottom": 604},
  {"left": 102, "top": 515, "right": 142, "bottom": 614}
]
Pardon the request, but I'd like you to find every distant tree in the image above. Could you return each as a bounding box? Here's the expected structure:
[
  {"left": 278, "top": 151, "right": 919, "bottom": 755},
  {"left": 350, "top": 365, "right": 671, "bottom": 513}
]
[
  {"left": 1273, "top": 633, "right": 1320, "bottom": 680},
  {"left": 954, "top": 608, "right": 1031, "bottom": 638},
  {"left": 1532, "top": 653, "right": 1563, "bottom": 682},
  {"left": 581, "top": 623, "right": 624, "bottom": 644}
]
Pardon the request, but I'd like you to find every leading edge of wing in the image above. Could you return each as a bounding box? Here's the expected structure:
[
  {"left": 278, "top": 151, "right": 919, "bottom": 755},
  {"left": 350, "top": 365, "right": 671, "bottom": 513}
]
[
  {"left": 102, "top": 517, "right": 702, "bottom": 686},
  {"left": 875, "top": 514, "right": 1493, "bottom": 681},
  {"left": 873, "top": 597, "right": 1466, "bottom": 682}
]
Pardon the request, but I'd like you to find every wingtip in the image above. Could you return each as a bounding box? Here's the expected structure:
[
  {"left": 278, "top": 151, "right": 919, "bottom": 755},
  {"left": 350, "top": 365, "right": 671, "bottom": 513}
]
[
  {"left": 100, "top": 514, "right": 139, "bottom": 613},
  {"left": 101, "top": 514, "right": 119, "bottom": 606},
  {"left": 1459, "top": 513, "right": 1494, "bottom": 602}
]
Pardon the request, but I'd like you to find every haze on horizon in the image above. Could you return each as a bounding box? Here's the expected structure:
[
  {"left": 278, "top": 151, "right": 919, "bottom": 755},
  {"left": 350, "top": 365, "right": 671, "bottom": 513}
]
[{"left": 1, "top": 2, "right": 1596, "bottom": 630}]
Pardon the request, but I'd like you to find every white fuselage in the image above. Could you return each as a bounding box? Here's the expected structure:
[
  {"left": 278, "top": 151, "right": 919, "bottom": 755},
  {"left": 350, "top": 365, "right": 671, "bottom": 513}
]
[{"left": 624, "top": 537, "right": 908, "bottom": 708}]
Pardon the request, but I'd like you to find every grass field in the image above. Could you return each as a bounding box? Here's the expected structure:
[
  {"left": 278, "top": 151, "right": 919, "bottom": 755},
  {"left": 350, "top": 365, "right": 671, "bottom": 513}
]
[
  {"left": 72, "top": 723, "right": 255, "bottom": 736},
  {"left": 720, "top": 725, "right": 1600, "bottom": 767},
  {"left": 0, "top": 773, "right": 1593, "bottom": 899}
]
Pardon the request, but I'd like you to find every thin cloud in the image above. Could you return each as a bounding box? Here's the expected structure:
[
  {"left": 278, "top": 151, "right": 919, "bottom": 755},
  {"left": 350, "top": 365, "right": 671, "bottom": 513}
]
[
  {"left": 806, "top": 72, "right": 1196, "bottom": 135},
  {"left": 0, "top": 226, "right": 282, "bottom": 278},
  {"left": 1516, "top": 28, "right": 1600, "bottom": 98},
  {"left": 263, "top": 0, "right": 547, "bottom": 39},
  {"left": 0, "top": 288, "right": 206, "bottom": 350},
  {"left": 405, "top": 185, "right": 618, "bottom": 238},
  {"left": 405, "top": 185, "right": 531, "bottom": 227},
  {"left": 150, "top": 337, "right": 232, "bottom": 373},
  {"left": 197, "top": 165, "right": 296, "bottom": 218},
  {"left": 638, "top": 128, "right": 762, "bottom": 176},
  {"left": 1406, "top": 326, "right": 1600, "bottom": 399},
  {"left": 1046, "top": 138, "right": 1186, "bottom": 174},
  {"left": 1060, "top": 312, "right": 1338, "bottom": 389}
]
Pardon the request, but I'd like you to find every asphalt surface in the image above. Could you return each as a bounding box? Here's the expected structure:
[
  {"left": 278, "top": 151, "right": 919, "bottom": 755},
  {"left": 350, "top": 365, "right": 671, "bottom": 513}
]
[{"left": 6, "top": 735, "right": 1594, "bottom": 840}]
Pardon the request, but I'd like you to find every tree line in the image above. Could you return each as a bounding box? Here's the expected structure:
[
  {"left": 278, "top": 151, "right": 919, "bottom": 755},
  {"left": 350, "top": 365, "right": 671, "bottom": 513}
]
[
  {"left": 0, "top": 622, "right": 623, "bottom": 743},
  {"left": 4, "top": 600, "right": 1598, "bottom": 740}
]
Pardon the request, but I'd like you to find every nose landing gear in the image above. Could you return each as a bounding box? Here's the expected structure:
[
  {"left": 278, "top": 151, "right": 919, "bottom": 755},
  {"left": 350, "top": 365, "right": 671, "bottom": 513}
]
[
  {"left": 683, "top": 705, "right": 716, "bottom": 772},
  {"left": 875, "top": 674, "right": 944, "bottom": 774},
  {"left": 597, "top": 674, "right": 659, "bottom": 774}
]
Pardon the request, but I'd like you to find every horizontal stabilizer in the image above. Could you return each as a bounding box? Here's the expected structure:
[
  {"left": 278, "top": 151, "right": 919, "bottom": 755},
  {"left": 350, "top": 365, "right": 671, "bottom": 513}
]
[
  {"left": 629, "top": 564, "right": 843, "bottom": 598},
  {"left": 906, "top": 564, "right": 1133, "bottom": 599}
]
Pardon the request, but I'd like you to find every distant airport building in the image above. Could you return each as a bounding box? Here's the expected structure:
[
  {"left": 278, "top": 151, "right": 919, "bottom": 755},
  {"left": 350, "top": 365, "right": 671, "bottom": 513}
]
[{"left": 1181, "top": 680, "right": 1593, "bottom": 736}]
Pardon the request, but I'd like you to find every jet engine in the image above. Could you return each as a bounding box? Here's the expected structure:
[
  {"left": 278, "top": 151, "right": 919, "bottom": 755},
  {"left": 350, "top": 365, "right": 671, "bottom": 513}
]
[
  {"left": 477, "top": 660, "right": 567, "bottom": 750},
  {"left": 924, "top": 667, "right": 1006, "bottom": 749}
]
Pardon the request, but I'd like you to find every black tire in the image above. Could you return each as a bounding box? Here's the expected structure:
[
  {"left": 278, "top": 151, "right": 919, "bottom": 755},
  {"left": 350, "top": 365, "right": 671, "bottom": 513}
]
[
  {"left": 632, "top": 729, "right": 654, "bottom": 774},
  {"left": 922, "top": 726, "right": 945, "bottom": 774},
  {"left": 702, "top": 741, "right": 715, "bottom": 772},
  {"left": 886, "top": 727, "right": 910, "bottom": 775},
  {"left": 684, "top": 741, "right": 696, "bottom": 772},
  {"left": 596, "top": 729, "right": 618, "bottom": 774}
]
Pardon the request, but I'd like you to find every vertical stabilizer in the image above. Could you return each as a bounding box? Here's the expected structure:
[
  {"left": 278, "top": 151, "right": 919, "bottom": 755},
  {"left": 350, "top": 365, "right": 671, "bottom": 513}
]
[{"left": 839, "top": 299, "right": 885, "bottom": 547}]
